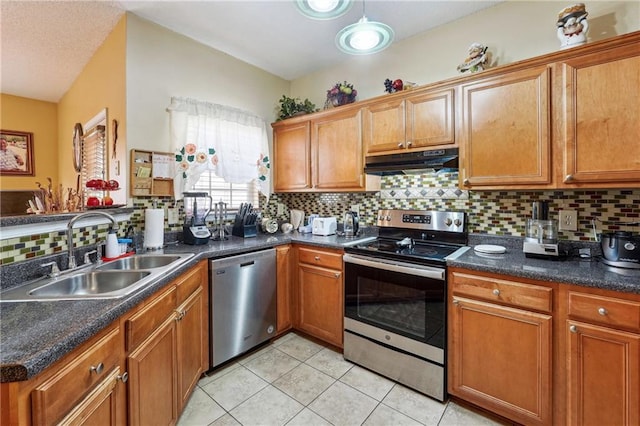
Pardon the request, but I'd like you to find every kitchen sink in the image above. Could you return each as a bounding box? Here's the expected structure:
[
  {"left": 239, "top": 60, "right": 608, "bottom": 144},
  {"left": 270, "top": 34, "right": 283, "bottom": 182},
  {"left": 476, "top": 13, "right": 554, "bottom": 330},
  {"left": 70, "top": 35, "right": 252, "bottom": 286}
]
[
  {"left": 29, "top": 271, "right": 151, "bottom": 297},
  {"left": 0, "top": 253, "right": 195, "bottom": 302},
  {"left": 96, "top": 254, "right": 186, "bottom": 271}
]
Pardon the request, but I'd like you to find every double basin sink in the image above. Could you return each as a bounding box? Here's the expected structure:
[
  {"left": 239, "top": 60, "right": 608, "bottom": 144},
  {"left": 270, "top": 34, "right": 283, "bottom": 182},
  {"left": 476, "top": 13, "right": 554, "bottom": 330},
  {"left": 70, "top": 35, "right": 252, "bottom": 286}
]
[{"left": 0, "top": 253, "right": 194, "bottom": 302}]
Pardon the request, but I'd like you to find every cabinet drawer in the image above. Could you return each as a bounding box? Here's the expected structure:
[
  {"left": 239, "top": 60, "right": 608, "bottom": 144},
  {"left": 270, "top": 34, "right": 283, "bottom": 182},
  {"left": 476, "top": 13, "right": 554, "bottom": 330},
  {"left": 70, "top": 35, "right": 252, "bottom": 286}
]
[
  {"left": 31, "top": 325, "right": 121, "bottom": 426},
  {"left": 298, "top": 247, "right": 343, "bottom": 270},
  {"left": 176, "top": 262, "right": 204, "bottom": 305},
  {"left": 568, "top": 291, "right": 640, "bottom": 332},
  {"left": 126, "top": 286, "right": 177, "bottom": 351},
  {"left": 451, "top": 272, "right": 553, "bottom": 313}
]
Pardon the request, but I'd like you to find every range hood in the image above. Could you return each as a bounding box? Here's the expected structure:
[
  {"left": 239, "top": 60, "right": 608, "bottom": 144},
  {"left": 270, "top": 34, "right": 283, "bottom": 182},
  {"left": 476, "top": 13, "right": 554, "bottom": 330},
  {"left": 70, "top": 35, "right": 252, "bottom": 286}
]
[{"left": 364, "top": 148, "right": 459, "bottom": 176}]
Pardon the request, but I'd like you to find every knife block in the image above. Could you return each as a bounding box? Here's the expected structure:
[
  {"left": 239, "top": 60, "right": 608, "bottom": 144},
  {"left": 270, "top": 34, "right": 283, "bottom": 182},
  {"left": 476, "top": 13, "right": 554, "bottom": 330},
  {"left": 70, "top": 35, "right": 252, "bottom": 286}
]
[{"left": 232, "top": 223, "right": 257, "bottom": 238}]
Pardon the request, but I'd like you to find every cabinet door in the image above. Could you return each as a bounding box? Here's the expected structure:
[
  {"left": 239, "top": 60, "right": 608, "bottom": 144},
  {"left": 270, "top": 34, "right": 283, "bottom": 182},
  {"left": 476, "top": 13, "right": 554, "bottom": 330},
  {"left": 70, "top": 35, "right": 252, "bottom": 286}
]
[
  {"left": 58, "top": 368, "right": 126, "bottom": 426},
  {"left": 313, "top": 108, "right": 364, "bottom": 190},
  {"left": 567, "top": 321, "right": 640, "bottom": 426},
  {"left": 559, "top": 43, "right": 640, "bottom": 186},
  {"left": 298, "top": 263, "right": 343, "bottom": 348},
  {"left": 276, "top": 245, "right": 293, "bottom": 333},
  {"left": 273, "top": 122, "right": 312, "bottom": 191},
  {"left": 127, "top": 317, "right": 178, "bottom": 426},
  {"left": 460, "top": 66, "right": 552, "bottom": 188},
  {"left": 449, "top": 297, "right": 552, "bottom": 425},
  {"left": 176, "top": 287, "right": 206, "bottom": 413},
  {"left": 363, "top": 98, "right": 406, "bottom": 155},
  {"left": 405, "top": 88, "right": 456, "bottom": 149}
]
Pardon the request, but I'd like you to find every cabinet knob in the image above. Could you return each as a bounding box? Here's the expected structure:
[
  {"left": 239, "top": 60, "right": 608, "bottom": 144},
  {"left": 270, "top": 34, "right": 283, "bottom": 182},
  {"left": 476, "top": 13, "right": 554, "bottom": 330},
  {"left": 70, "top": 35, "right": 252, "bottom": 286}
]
[
  {"left": 463, "top": 178, "right": 470, "bottom": 186},
  {"left": 117, "top": 372, "right": 129, "bottom": 383},
  {"left": 314, "top": 256, "right": 320, "bottom": 261},
  {"left": 397, "top": 142, "right": 404, "bottom": 148},
  {"left": 569, "top": 325, "right": 578, "bottom": 333},
  {"left": 89, "top": 362, "right": 104, "bottom": 375},
  {"left": 334, "top": 273, "right": 340, "bottom": 278},
  {"left": 407, "top": 141, "right": 413, "bottom": 147},
  {"left": 452, "top": 299, "right": 460, "bottom": 306},
  {"left": 598, "top": 307, "right": 608, "bottom": 316},
  {"left": 565, "top": 174, "right": 574, "bottom": 182},
  {"left": 492, "top": 289, "right": 500, "bottom": 296},
  {"left": 175, "top": 309, "right": 186, "bottom": 321}
]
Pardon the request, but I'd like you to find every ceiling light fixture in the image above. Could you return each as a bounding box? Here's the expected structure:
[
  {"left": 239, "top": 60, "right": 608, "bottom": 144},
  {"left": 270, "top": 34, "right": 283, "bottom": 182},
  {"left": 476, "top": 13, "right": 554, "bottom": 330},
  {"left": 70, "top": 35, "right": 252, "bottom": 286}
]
[
  {"left": 295, "top": 0, "right": 353, "bottom": 20},
  {"left": 335, "top": 1, "right": 394, "bottom": 55}
]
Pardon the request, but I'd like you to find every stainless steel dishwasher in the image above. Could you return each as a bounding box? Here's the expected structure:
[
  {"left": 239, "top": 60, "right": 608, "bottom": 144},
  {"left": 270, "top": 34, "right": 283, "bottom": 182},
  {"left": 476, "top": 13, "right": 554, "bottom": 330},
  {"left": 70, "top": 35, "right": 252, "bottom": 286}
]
[{"left": 209, "top": 248, "right": 276, "bottom": 368}]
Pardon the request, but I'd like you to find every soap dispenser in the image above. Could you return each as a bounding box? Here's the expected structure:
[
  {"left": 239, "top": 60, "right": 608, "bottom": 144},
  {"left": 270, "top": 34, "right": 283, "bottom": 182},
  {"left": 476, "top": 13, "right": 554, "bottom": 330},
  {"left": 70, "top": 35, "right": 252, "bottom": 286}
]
[{"left": 105, "top": 229, "right": 119, "bottom": 259}]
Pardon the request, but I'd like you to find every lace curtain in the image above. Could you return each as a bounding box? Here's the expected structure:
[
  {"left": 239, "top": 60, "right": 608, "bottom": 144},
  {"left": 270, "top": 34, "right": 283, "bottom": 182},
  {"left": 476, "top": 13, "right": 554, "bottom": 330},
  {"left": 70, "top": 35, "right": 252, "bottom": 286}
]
[{"left": 167, "top": 97, "right": 271, "bottom": 200}]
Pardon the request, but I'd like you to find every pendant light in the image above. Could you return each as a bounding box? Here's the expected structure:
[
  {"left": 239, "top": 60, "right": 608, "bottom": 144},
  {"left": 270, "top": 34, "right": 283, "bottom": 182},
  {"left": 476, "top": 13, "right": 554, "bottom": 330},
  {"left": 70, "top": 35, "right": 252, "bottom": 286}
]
[
  {"left": 335, "top": 0, "right": 394, "bottom": 55},
  {"left": 295, "top": 0, "right": 353, "bottom": 20}
]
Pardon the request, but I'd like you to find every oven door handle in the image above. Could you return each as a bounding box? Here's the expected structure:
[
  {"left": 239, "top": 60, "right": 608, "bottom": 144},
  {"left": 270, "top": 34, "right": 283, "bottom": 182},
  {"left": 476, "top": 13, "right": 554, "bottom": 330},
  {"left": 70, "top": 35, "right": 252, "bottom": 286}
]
[{"left": 343, "top": 254, "right": 445, "bottom": 281}]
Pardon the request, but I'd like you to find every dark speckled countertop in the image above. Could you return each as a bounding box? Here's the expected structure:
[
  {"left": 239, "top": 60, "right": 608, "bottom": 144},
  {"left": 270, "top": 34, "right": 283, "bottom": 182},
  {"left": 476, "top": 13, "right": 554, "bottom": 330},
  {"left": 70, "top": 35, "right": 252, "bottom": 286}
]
[
  {"left": 0, "top": 230, "right": 376, "bottom": 383},
  {"left": 2, "top": 231, "right": 638, "bottom": 383}
]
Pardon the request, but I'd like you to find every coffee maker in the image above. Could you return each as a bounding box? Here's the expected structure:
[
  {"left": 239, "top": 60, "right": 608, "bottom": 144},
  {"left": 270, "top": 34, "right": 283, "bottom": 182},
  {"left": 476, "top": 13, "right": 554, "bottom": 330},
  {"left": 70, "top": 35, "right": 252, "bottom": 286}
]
[
  {"left": 182, "top": 192, "right": 212, "bottom": 245},
  {"left": 523, "top": 201, "right": 562, "bottom": 259}
]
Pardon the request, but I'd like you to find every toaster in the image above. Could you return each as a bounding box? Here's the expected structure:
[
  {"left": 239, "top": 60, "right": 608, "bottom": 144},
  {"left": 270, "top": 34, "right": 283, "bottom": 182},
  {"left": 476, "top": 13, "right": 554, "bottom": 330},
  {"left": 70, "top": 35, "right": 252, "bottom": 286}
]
[{"left": 312, "top": 217, "right": 337, "bottom": 236}]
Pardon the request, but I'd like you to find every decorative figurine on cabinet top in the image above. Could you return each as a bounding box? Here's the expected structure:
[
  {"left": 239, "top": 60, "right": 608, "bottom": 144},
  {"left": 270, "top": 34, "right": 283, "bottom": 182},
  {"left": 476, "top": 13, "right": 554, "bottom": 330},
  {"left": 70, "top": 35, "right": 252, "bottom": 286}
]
[
  {"left": 457, "top": 43, "right": 488, "bottom": 73},
  {"left": 557, "top": 3, "right": 589, "bottom": 49}
]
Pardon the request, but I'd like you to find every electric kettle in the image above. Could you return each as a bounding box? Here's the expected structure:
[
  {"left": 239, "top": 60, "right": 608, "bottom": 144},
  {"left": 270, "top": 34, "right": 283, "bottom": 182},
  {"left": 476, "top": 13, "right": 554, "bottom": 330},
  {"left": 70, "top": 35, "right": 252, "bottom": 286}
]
[{"left": 344, "top": 211, "right": 359, "bottom": 237}]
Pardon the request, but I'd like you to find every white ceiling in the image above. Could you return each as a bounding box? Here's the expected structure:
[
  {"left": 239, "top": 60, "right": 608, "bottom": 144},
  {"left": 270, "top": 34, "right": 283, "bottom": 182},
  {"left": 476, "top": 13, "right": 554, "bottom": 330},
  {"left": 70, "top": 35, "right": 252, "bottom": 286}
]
[{"left": 1, "top": 0, "right": 502, "bottom": 103}]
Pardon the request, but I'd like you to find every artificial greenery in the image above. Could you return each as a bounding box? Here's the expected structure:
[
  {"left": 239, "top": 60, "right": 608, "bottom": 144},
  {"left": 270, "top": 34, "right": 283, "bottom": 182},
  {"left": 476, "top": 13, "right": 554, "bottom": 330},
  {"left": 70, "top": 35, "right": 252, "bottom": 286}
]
[{"left": 277, "top": 95, "right": 317, "bottom": 121}]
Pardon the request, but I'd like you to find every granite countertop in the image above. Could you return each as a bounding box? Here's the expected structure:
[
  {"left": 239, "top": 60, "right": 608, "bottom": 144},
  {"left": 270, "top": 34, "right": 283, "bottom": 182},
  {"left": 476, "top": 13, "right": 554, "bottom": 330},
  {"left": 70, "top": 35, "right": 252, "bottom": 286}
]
[
  {"left": 0, "top": 230, "right": 376, "bottom": 383},
  {"left": 450, "top": 235, "right": 640, "bottom": 295}
]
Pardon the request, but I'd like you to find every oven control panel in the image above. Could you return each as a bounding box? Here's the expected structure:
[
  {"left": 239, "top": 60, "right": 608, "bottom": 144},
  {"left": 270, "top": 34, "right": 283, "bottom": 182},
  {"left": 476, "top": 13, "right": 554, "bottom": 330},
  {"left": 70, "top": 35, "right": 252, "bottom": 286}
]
[{"left": 377, "top": 209, "right": 465, "bottom": 232}]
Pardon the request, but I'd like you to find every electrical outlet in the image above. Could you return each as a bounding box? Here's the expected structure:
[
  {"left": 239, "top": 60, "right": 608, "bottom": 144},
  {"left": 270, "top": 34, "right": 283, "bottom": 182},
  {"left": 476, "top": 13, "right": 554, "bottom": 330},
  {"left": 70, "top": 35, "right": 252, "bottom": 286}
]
[
  {"left": 167, "top": 208, "right": 179, "bottom": 225},
  {"left": 559, "top": 209, "right": 578, "bottom": 231},
  {"left": 350, "top": 204, "right": 360, "bottom": 214},
  {"left": 277, "top": 203, "right": 285, "bottom": 216}
]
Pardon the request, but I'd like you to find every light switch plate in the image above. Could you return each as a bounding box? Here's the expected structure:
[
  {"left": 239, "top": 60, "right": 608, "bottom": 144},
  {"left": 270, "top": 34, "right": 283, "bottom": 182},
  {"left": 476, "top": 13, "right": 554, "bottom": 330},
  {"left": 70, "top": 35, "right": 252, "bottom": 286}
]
[
  {"left": 277, "top": 203, "right": 285, "bottom": 216},
  {"left": 559, "top": 210, "right": 578, "bottom": 231},
  {"left": 167, "top": 208, "right": 179, "bottom": 225}
]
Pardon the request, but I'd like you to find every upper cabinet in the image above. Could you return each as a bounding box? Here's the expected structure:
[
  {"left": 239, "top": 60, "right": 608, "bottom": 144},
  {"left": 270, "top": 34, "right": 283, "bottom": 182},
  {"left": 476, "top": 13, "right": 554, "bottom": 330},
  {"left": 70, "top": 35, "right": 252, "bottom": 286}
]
[
  {"left": 557, "top": 40, "right": 640, "bottom": 187},
  {"left": 363, "top": 86, "right": 456, "bottom": 156},
  {"left": 460, "top": 66, "right": 552, "bottom": 189},
  {"left": 273, "top": 121, "right": 312, "bottom": 191}
]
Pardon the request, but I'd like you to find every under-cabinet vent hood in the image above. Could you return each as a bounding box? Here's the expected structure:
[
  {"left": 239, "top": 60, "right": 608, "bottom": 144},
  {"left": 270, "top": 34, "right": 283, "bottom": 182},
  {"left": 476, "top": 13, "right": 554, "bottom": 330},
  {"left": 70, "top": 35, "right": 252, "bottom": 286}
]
[{"left": 364, "top": 148, "right": 459, "bottom": 176}]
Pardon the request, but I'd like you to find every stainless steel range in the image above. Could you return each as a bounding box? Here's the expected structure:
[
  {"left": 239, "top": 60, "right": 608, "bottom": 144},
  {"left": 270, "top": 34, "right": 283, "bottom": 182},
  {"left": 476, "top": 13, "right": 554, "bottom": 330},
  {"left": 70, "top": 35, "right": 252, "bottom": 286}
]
[{"left": 343, "top": 209, "right": 468, "bottom": 401}]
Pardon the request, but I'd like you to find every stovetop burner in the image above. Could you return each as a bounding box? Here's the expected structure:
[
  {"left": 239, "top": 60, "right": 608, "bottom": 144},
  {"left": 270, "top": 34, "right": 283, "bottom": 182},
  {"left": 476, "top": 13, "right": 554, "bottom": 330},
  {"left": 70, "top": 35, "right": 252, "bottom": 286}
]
[{"left": 354, "top": 238, "right": 458, "bottom": 261}]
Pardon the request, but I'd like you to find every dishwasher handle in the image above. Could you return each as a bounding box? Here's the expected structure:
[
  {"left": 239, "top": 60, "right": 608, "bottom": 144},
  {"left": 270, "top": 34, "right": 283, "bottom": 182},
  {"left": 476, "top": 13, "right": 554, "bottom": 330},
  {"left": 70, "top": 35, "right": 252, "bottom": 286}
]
[{"left": 240, "top": 261, "right": 255, "bottom": 267}]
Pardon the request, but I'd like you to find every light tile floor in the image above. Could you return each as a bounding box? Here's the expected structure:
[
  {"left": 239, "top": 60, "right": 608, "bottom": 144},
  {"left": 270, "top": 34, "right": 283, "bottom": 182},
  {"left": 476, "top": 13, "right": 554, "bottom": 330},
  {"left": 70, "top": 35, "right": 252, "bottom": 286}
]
[{"left": 178, "top": 332, "right": 509, "bottom": 426}]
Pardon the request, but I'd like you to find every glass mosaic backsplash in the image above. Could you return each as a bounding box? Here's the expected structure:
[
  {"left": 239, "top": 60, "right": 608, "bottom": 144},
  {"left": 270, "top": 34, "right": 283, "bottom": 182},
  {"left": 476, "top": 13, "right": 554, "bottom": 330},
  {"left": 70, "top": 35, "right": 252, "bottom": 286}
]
[{"left": 1, "top": 172, "right": 638, "bottom": 265}]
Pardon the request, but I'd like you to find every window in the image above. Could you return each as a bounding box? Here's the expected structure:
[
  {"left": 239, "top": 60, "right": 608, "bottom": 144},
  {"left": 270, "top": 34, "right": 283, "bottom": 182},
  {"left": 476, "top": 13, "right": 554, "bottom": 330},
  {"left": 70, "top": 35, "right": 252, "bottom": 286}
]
[{"left": 191, "top": 170, "right": 259, "bottom": 211}]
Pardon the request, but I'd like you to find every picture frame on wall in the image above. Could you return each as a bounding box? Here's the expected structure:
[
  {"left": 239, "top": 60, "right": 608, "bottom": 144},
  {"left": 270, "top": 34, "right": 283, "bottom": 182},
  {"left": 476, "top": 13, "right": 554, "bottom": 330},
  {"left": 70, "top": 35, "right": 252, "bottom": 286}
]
[{"left": 0, "top": 129, "right": 34, "bottom": 176}]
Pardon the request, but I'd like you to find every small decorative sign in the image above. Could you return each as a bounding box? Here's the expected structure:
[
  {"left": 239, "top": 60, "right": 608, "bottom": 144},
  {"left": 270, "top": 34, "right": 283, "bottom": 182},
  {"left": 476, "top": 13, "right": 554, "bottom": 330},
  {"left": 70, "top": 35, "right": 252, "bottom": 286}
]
[{"left": 0, "top": 129, "right": 34, "bottom": 176}]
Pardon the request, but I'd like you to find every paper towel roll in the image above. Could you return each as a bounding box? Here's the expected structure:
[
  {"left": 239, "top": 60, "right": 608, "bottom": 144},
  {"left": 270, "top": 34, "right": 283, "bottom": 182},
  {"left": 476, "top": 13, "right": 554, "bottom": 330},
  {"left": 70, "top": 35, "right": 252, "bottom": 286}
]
[{"left": 144, "top": 208, "right": 164, "bottom": 249}]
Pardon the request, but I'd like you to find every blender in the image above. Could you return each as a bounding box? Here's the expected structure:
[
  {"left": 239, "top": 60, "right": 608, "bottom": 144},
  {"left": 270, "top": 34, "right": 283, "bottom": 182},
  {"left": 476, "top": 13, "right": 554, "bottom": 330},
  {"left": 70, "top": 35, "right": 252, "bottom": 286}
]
[
  {"left": 182, "top": 192, "right": 212, "bottom": 245},
  {"left": 523, "top": 201, "right": 562, "bottom": 259}
]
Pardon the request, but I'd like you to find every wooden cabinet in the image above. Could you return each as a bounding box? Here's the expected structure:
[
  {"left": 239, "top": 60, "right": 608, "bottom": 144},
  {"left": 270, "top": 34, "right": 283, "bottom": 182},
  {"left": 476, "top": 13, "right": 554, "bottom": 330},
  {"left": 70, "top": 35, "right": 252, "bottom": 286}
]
[
  {"left": 459, "top": 66, "right": 552, "bottom": 189},
  {"left": 295, "top": 245, "right": 344, "bottom": 348},
  {"left": 272, "top": 108, "right": 378, "bottom": 192},
  {"left": 557, "top": 40, "right": 640, "bottom": 187},
  {"left": 363, "top": 87, "right": 456, "bottom": 156},
  {"left": 273, "top": 121, "right": 311, "bottom": 191},
  {"left": 564, "top": 288, "right": 640, "bottom": 425},
  {"left": 276, "top": 244, "right": 293, "bottom": 334},
  {"left": 448, "top": 269, "right": 553, "bottom": 425},
  {"left": 130, "top": 149, "right": 174, "bottom": 197}
]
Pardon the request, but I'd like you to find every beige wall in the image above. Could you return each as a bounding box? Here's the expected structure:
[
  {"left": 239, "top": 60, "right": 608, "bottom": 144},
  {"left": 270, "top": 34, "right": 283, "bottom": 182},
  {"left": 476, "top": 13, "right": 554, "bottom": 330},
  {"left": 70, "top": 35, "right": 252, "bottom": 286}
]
[
  {"left": 0, "top": 94, "right": 58, "bottom": 190},
  {"left": 57, "top": 16, "right": 127, "bottom": 205},
  {"left": 291, "top": 1, "right": 640, "bottom": 108},
  {"left": 125, "top": 13, "right": 290, "bottom": 200}
]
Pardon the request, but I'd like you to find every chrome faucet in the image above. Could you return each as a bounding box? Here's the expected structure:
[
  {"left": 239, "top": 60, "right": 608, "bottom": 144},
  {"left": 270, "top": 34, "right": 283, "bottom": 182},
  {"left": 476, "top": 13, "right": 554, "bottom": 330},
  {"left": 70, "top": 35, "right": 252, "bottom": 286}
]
[{"left": 67, "top": 211, "right": 119, "bottom": 270}]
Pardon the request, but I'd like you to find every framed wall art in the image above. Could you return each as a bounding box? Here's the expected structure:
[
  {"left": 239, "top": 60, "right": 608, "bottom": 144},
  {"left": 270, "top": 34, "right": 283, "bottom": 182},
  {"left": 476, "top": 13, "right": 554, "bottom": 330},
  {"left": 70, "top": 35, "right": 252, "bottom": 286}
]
[{"left": 0, "top": 130, "right": 34, "bottom": 176}]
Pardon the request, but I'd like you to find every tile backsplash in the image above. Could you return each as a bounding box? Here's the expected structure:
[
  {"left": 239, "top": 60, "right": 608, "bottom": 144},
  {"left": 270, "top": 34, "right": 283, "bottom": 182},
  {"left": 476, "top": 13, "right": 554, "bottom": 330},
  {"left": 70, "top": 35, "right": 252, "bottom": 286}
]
[{"left": 1, "top": 172, "right": 638, "bottom": 266}]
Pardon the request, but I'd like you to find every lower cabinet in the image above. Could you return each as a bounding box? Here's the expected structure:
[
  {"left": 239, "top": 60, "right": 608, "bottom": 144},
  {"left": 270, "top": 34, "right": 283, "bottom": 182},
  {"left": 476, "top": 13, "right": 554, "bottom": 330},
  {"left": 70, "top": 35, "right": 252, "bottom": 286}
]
[
  {"left": 276, "top": 245, "right": 293, "bottom": 334},
  {"left": 448, "top": 269, "right": 553, "bottom": 425},
  {"left": 295, "top": 245, "right": 344, "bottom": 348}
]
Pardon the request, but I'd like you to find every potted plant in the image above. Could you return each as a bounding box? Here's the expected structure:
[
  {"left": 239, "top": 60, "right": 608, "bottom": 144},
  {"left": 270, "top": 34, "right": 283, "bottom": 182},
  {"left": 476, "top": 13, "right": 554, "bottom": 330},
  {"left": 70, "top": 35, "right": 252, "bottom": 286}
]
[{"left": 277, "top": 95, "right": 317, "bottom": 121}]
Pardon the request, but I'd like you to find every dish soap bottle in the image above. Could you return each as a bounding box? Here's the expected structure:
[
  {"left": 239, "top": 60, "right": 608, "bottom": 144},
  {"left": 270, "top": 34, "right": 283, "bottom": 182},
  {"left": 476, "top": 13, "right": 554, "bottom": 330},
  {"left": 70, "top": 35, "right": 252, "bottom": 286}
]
[{"left": 105, "top": 229, "right": 119, "bottom": 259}]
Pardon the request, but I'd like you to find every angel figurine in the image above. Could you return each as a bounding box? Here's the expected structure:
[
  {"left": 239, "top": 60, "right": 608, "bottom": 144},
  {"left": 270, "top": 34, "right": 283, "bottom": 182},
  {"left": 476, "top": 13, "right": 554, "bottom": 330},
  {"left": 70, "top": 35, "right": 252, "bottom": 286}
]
[
  {"left": 557, "top": 3, "right": 589, "bottom": 49},
  {"left": 457, "top": 43, "right": 488, "bottom": 73}
]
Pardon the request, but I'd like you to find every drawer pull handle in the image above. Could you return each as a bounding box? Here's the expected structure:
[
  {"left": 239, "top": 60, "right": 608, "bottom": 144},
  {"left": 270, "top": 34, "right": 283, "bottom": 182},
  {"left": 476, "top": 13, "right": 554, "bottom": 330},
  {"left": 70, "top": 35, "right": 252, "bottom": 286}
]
[
  {"left": 598, "top": 307, "right": 608, "bottom": 316},
  {"left": 492, "top": 289, "right": 500, "bottom": 296},
  {"left": 89, "top": 362, "right": 104, "bottom": 375},
  {"left": 314, "top": 256, "right": 320, "bottom": 261},
  {"left": 569, "top": 325, "right": 578, "bottom": 333},
  {"left": 117, "top": 372, "right": 129, "bottom": 383}
]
